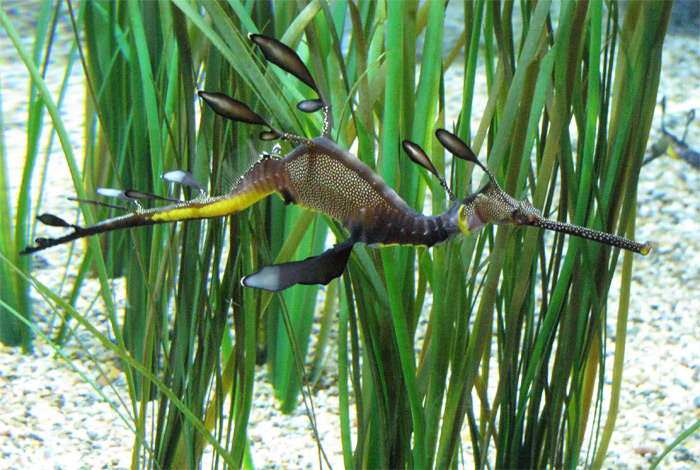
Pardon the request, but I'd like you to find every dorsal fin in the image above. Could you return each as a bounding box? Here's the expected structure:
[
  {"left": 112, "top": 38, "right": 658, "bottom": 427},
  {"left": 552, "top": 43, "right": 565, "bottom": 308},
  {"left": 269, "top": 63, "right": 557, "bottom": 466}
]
[{"left": 402, "top": 140, "right": 456, "bottom": 201}]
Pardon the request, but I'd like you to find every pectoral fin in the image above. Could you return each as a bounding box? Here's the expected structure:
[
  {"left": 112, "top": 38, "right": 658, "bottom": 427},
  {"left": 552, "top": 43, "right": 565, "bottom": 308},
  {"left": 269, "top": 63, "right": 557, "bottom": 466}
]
[{"left": 242, "top": 242, "right": 354, "bottom": 292}]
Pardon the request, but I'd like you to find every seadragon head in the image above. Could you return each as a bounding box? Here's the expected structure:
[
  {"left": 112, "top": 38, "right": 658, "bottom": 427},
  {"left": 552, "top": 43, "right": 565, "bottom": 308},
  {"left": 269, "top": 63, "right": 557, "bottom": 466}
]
[{"left": 406, "top": 129, "right": 653, "bottom": 255}]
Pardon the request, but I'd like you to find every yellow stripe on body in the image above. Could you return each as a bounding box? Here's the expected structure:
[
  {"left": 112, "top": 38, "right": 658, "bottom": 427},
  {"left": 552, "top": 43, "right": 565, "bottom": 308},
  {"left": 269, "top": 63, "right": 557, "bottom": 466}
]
[{"left": 149, "top": 188, "right": 276, "bottom": 222}]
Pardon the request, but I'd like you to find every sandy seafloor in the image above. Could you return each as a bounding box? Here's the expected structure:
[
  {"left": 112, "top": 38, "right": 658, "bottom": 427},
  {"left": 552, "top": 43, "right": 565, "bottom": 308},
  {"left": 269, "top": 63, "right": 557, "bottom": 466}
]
[{"left": 1, "top": 2, "right": 699, "bottom": 469}]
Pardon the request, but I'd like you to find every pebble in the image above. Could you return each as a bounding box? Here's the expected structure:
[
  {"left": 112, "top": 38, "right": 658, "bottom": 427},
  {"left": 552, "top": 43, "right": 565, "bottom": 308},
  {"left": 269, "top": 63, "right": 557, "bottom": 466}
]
[{"left": 1, "top": 2, "right": 699, "bottom": 470}]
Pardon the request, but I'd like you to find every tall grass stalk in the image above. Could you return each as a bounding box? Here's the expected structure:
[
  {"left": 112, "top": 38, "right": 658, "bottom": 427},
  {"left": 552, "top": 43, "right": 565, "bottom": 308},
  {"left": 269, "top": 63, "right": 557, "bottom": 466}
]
[{"left": 1, "top": 1, "right": 671, "bottom": 468}]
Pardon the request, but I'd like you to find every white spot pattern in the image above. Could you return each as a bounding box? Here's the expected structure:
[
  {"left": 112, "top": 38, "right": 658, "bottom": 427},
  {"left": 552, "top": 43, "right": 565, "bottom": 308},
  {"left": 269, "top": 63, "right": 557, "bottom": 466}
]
[{"left": 285, "top": 152, "right": 389, "bottom": 223}]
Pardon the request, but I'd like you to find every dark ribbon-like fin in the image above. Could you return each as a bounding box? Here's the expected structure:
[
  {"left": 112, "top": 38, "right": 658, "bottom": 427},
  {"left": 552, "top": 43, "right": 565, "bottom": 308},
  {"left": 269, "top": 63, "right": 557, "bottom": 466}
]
[
  {"left": 197, "top": 91, "right": 283, "bottom": 141},
  {"left": 201, "top": 34, "right": 328, "bottom": 141},
  {"left": 297, "top": 99, "right": 324, "bottom": 113},
  {"left": 436, "top": 128, "right": 501, "bottom": 194},
  {"left": 402, "top": 140, "right": 456, "bottom": 201},
  {"left": 241, "top": 242, "right": 354, "bottom": 292},
  {"left": 248, "top": 34, "right": 320, "bottom": 98},
  {"left": 36, "top": 213, "right": 81, "bottom": 230},
  {"left": 197, "top": 91, "right": 268, "bottom": 126},
  {"left": 402, "top": 140, "right": 439, "bottom": 175},
  {"left": 436, "top": 129, "right": 492, "bottom": 174},
  {"left": 248, "top": 33, "right": 328, "bottom": 118}
]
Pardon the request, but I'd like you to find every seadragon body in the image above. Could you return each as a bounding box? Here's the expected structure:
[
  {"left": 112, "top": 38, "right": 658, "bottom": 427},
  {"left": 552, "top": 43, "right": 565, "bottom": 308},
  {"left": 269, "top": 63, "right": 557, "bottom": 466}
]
[{"left": 22, "top": 34, "right": 652, "bottom": 292}]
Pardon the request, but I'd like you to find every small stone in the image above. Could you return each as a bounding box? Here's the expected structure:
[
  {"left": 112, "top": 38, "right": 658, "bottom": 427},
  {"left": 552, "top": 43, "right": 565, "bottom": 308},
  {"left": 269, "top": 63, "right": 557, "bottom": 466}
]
[
  {"left": 634, "top": 446, "right": 657, "bottom": 457},
  {"left": 674, "top": 447, "right": 694, "bottom": 462}
]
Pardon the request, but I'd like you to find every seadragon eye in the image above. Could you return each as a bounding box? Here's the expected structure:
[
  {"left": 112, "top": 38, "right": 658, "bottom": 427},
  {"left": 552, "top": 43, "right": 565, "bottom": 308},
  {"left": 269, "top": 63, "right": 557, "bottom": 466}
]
[{"left": 510, "top": 209, "right": 529, "bottom": 226}]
